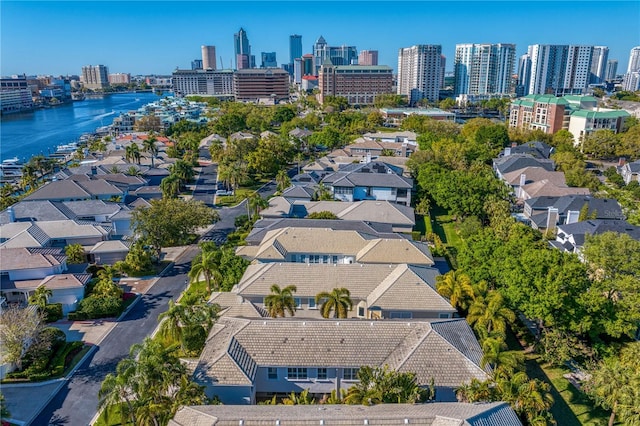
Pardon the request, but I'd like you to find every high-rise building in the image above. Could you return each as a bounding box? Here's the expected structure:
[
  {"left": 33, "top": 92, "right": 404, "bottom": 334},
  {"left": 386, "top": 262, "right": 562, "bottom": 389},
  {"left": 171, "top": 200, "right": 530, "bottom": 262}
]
[
  {"left": 201, "top": 45, "right": 217, "bottom": 70},
  {"left": 234, "top": 28, "right": 252, "bottom": 70},
  {"left": 397, "top": 44, "right": 442, "bottom": 105},
  {"left": 517, "top": 54, "right": 532, "bottom": 96},
  {"left": 0, "top": 75, "right": 34, "bottom": 114},
  {"left": 261, "top": 52, "right": 277, "bottom": 68},
  {"left": 289, "top": 34, "right": 303, "bottom": 64},
  {"left": 454, "top": 43, "right": 516, "bottom": 96},
  {"left": 108, "top": 73, "right": 131, "bottom": 85},
  {"left": 526, "top": 45, "right": 594, "bottom": 96},
  {"left": 318, "top": 63, "right": 393, "bottom": 105},
  {"left": 605, "top": 59, "right": 618, "bottom": 81},
  {"left": 358, "top": 50, "right": 379, "bottom": 66},
  {"left": 233, "top": 68, "right": 289, "bottom": 102},
  {"left": 192, "top": 59, "right": 203, "bottom": 70},
  {"left": 626, "top": 46, "right": 640, "bottom": 73},
  {"left": 623, "top": 72, "right": 640, "bottom": 91},
  {"left": 172, "top": 69, "right": 234, "bottom": 97},
  {"left": 590, "top": 46, "right": 609, "bottom": 84},
  {"left": 440, "top": 55, "right": 446, "bottom": 89},
  {"left": 81, "top": 65, "right": 110, "bottom": 90},
  {"left": 313, "top": 36, "right": 357, "bottom": 74}
]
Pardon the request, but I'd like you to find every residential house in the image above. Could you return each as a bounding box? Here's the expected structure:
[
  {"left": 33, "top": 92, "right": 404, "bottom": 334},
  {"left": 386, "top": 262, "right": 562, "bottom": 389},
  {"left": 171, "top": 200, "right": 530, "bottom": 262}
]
[
  {"left": 620, "top": 159, "right": 640, "bottom": 184},
  {"left": 0, "top": 220, "right": 111, "bottom": 249},
  {"left": 519, "top": 179, "right": 590, "bottom": 200},
  {"left": 89, "top": 240, "right": 131, "bottom": 264},
  {"left": 192, "top": 317, "right": 489, "bottom": 404},
  {"left": 280, "top": 185, "right": 315, "bottom": 201},
  {"left": 499, "top": 141, "right": 552, "bottom": 159},
  {"left": 22, "top": 178, "right": 123, "bottom": 202},
  {"left": 492, "top": 154, "right": 555, "bottom": 180},
  {"left": 344, "top": 138, "right": 416, "bottom": 158},
  {"left": 231, "top": 262, "right": 453, "bottom": 320},
  {"left": 501, "top": 166, "right": 569, "bottom": 199},
  {"left": 170, "top": 402, "right": 522, "bottom": 426},
  {"left": 259, "top": 199, "right": 415, "bottom": 233},
  {"left": 552, "top": 219, "right": 640, "bottom": 253},
  {"left": 0, "top": 247, "right": 67, "bottom": 281},
  {"left": 236, "top": 227, "right": 433, "bottom": 266},
  {"left": 523, "top": 195, "right": 623, "bottom": 231},
  {"left": 362, "top": 131, "right": 418, "bottom": 145}
]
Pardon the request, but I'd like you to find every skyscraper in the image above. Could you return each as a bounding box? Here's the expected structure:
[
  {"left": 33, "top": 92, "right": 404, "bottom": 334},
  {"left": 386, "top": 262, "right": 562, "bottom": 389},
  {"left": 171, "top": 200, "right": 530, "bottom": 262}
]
[
  {"left": 81, "top": 65, "right": 109, "bottom": 90},
  {"left": 454, "top": 43, "right": 516, "bottom": 96},
  {"left": 201, "top": 45, "right": 217, "bottom": 70},
  {"left": 526, "top": 45, "right": 594, "bottom": 96},
  {"left": 358, "top": 50, "right": 379, "bottom": 66},
  {"left": 590, "top": 46, "right": 608, "bottom": 84},
  {"left": 261, "top": 52, "right": 277, "bottom": 68},
  {"left": 289, "top": 34, "right": 303, "bottom": 64},
  {"left": 313, "top": 36, "right": 357, "bottom": 74},
  {"left": 605, "top": 59, "right": 618, "bottom": 81},
  {"left": 517, "top": 54, "right": 532, "bottom": 96},
  {"left": 627, "top": 46, "right": 640, "bottom": 73},
  {"left": 397, "top": 45, "right": 442, "bottom": 105},
  {"left": 191, "top": 59, "right": 203, "bottom": 70},
  {"left": 234, "top": 27, "right": 252, "bottom": 70}
]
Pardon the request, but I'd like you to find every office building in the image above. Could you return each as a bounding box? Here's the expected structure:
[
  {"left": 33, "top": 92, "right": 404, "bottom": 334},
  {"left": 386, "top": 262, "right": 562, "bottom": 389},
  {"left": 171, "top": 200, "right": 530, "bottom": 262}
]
[
  {"left": 313, "top": 36, "right": 358, "bottom": 74},
  {"left": 318, "top": 63, "right": 393, "bottom": 105},
  {"left": 590, "top": 46, "right": 609, "bottom": 84},
  {"left": 201, "top": 45, "right": 217, "bottom": 70},
  {"left": 289, "top": 34, "right": 303, "bottom": 64},
  {"left": 525, "top": 45, "right": 594, "bottom": 96},
  {"left": 0, "top": 75, "right": 34, "bottom": 114},
  {"left": 605, "top": 59, "right": 618, "bottom": 81},
  {"left": 108, "top": 73, "right": 131, "bottom": 85},
  {"left": 191, "top": 59, "right": 203, "bottom": 70},
  {"left": 454, "top": 43, "right": 516, "bottom": 96},
  {"left": 233, "top": 68, "right": 289, "bottom": 102},
  {"left": 627, "top": 46, "right": 640, "bottom": 73},
  {"left": 234, "top": 27, "right": 252, "bottom": 70},
  {"left": 397, "top": 44, "right": 442, "bottom": 105},
  {"left": 517, "top": 54, "right": 532, "bottom": 96},
  {"left": 81, "top": 65, "right": 110, "bottom": 90},
  {"left": 172, "top": 69, "right": 234, "bottom": 97},
  {"left": 358, "top": 50, "right": 378, "bottom": 66},
  {"left": 261, "top": 52, "right": 277, "bottom": 68}
]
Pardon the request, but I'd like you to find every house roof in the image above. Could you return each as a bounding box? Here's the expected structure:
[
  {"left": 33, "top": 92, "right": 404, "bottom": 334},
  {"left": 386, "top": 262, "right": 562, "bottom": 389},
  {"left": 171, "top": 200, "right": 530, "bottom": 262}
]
[
  {"left": 0, "top": 200, "right": 69, "bottom": 224},
  {"left": 288, "top": 128, "right": 313, "bottom": 138},
  {"left": 281, "top": 185, "right": 315, "bottom": 199},
  {"left": 89, "top": 240, "right": 131, "bottom": 253},
  {"left": 23, "top": 180, "right": 91, "bottom": 201},
  {"left": 507, "top": 141, "right": 552, "bottom": 159},
  {"left": 208, "top": 292, "right": 268, "bottom": 318},
  {"left": 493, "top": 155, "right": 555, "bottom": 175},
  {"left": 557, "top": 219, "right": 640, "bottom": 244},
  {"left": 521, "top": 180, "right": 590, "bottom": 198},
  {"left": 363, "top": 130, "right": 417, "bottom": 141},
  {"left": 0, "top": 247, "right": 66, "bottom": 271},
  {"left": 233, "top": 263, "right": 451, "bottom": 314},
  {"left": 39, "top": 273, "right": 91, "bottom": 290},
  {"left": 58, "top": 200, "right": 121, "bottom": 218},
  {"left": 194, "top": 317, "right": 488, "bottom": 387},
  {"left": 134, "top": 186, "right": 163, "bottom": 195},
  {"left": 525, "top": 195, "right": 623, "bottom": 219},
  {"left": 0, "top": 220, "right": 109, "bottom": 249},
  {"left": 170, "top": 402, "right": 522, "bottom": 426},
  {"left": 502, "top": 167, "right": 566, "bottom": 186},
  {"left": 238, "top": 227, "right": 433, "bottom": 265}
]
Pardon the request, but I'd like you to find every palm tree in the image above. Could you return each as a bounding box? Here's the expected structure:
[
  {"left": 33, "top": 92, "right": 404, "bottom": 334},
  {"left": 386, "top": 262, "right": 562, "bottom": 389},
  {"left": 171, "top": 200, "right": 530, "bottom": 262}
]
[
  {"left": 247, "top": 193, "right": 269, "bottom": 218},
  {"left": 125, "top": 143, "right": 141, "bottom": 164},
  {"left": 481, "top": 337, "right": 524, "bottom": 376},
  {"left": 188, "top": 250, "right": 222, "bottom": 294},
  {"left": 456, "top": 378, "right": 493, "bottom": 403},
  {"left": 20, "top": 164, "right": 39, "bottom": 191},
  {"left": 28, "top": 285, "right": 52, "bottom": 308},
  {"left": 467, "top": 290, "right": 516, "bottom": 340},
  {"left": 160, "top": 175, "right": 181, "bottom": 198},
  {"left": 264, "top": 284, "right": 297, "bottom": 317},
  {"left": 316, "top": 287, "right": 353, "bottom": 319},
  {"left": 169, "top": 160, "right": 195, "bottom": 189},
  {"left": 344, "top": 366, "right": 383, "bottom": 406},
  {"left": 276, "top": 169, "right": 291, "bottom": 192},
  {"left": 125, "top": 166, "right": 142, "bottom": 177},
  {"left": 218, "top": 161, "right": 248, "bottom": 190},
  {"left": 313, "top": 183, "right": 333, "bottom": 201},
  {"left": 64, "top": 243, "right": 86, "bottom": 264},
  {"left": 110, "top": 165, "right": 121, "bottom": 174},
  {"left": 435, "top": 271, "right": 474, "bottom": 312},
  {"left": 158, "top": 300, "right": 217, "bottom": 346},
  {"left": 585, "top": 357, "right": 634, "bottom": 426},
  {"left": 142, "top": 134, "right": 159, "bottom": 168}
]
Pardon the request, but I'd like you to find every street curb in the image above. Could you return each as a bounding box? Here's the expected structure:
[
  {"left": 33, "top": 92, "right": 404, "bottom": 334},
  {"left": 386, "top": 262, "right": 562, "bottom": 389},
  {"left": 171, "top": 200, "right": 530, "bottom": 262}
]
[
  {"left": 116, "top": 292, "right": 142, "bottom": 322},
  {"left": 159, "top": 261, "right": 175, "bottom": 277}
]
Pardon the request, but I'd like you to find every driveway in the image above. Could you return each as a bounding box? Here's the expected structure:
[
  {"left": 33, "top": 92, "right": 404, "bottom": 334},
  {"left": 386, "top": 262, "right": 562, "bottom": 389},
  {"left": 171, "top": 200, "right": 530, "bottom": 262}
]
[{"left": 30, "top": 246, "right": 200, "bottom": 426}]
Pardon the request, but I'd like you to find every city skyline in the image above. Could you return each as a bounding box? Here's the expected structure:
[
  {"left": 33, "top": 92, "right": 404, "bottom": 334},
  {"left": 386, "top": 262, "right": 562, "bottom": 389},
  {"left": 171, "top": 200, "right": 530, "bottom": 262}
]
[{"left": 1, "top": 1, "right": 639, "bottom": 77}]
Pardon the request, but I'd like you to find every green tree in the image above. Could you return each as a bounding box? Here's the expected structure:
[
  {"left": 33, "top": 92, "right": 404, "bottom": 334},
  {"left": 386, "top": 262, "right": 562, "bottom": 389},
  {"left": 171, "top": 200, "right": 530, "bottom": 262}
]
[
  {"left": 160, "top": 174, "right": 181, "bottom": 198},
  {"left": 125, "top": 165, "right": 141, "bottom": 177},
  {"left": 344, "top": 366, "right": 432, "bottom": 406},
  {"left": 264, "top": 284, "right": 297, "bottom": 318},
  {"left": 169, "top": 159, "right": 195, "bottom": 189},
  {"left": 118, "top": 242, "right": 153, "bottom": 276},
  {"left": 435, "top": 271, "right": 474, "bottom": 312},
  {"left": 315, "top": 287, "right": 353, "bottom": 319},
  {"left": 582, "top": 129, "right": 618, "bottom": 159},
  {"left": 0, "top": 392, "right": 10, "bottom": 420},
  {"left": 142, "top": 134, "right": 159, "bottom": 168},
  {"left": 189, "top": 249, "right": 223, "bottom": 294},
  {"left": 158, "top": 299, "right": 218, "bottom": 352},
  {"left": 0, "top": 306, "right": 46, "bottom": 370},
  {"left": 439, "top": 98, "right": 456, "bottom": 110},
  {"left": 247, "top": 193, "right": 269, "bottom": 219},
  {"left": 125, "top": 143, "right": 141, "bottom": 164},
  {"left": 307, "top": 211, "right": 339, "bottom": 219},
  {"left": 467, "top": 290, "right": 515, "bottom": 340},
  {"left": 64, "top": 243, "right": 86, "bottom": 264},
  {"left": 480, "top": 337, "right": 524, "bottom": 375},
  {"left": 313, "top": 183, "right": 333, "bottom": 201},
  {"left": 28, "top": 285, "right": 52, "bottom": 309},
  {"left": 131, "top": 198, "right": 219, "bottom": 259},
  {"left": 217, "top": 161, "right": 248, "bottom": 190},
  {"left": 276, "top": 169, "right": 291, "bottom": 192}
]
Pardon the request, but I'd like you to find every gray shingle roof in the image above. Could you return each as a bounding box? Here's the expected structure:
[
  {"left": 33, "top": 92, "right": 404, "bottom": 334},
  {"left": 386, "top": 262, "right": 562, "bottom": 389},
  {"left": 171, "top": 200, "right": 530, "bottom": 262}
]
[
  {"left": 0, "top": 201, "right": 69, "bottom": 224},
  {"left": 493, "top": 155, "right": 555, "bottom": 175},
  {"left": 23, "top": 180, "right": 91, "bottom": 201},
  {"left": 557, "top": 219, "right": 640, "bottom": 243}
]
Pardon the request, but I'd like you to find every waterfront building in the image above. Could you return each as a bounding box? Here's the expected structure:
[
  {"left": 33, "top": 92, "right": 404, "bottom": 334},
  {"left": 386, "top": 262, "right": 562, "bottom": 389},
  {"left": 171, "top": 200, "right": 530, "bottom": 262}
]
[
  {"left": 172, "top": 69, "right": 234, "bottom": 97},
  {"left": 525, "top": 45, "right": 595, "bottom": 96},
  {"left": 233, "top": 68, "right": 289, "bottom": 102},
  {"left": 108, "top": 73, "right": 131, "bottom": 85},
  {"left": 0, "top": 75, "right": 34, "bottom": 114},
  {"left": 318, "top": 62, "right": 393, "bottom": 105},
  {"left": 191, "top": 59, "right": 203, "bottom": 70},
  {"left": 397, "top": 44, "right": 442, "bottom": 105},
  {"left": 260, "top": 52, "right": 277, "bottom": 68},
  {"left": 454, "top": 43, "right": 516, "bottom": 96},
  {"left": 358, "top": 50, "right": 378, "bottom": 66},
  {"left": 605, "top": 59, "right": 618, "bottom": 81},
  {"left": 313, "top": 36, "right": 358, "bottom": 74},
  {"left": 201, "top": 45, "right": 217, "bottom": 70},
  {"left": 81, "top": 64, "right": 110, "bottom": 90},
  {"left": 590, "top": 46, "right": 609, "bottom": 84},
  {"left": 627, "top": 46, "right": 640, "bottom": 73},
  {"left": 289, "top": 34, "right": 302, "bottom": 64},
  {"left": 234, "top": 27, "right": 253, "bottom": 70}
]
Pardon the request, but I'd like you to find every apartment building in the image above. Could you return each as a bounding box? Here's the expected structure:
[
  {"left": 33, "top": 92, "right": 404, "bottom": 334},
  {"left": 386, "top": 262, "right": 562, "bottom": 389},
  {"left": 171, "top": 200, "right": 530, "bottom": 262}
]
[
  {"left": 171, "top": 69, "right": 234, "bottom": 97},
  {"left": 318, "top": 62, "right": 393, "bottom": 105},
  {"left": 454, "top": 43, "right": 516, "bottom": 95},
  {"left": 81, "top": 64, "right": 110, "bottom": 90},
  {"left": 233, "top": 68, "right": 289, "bottom": 102},
  {"left": 397, "top": 44, "right": 442, "bottom": 105},
  {"left": 524, "top": 45, "right": 595, "bottom": 96}
]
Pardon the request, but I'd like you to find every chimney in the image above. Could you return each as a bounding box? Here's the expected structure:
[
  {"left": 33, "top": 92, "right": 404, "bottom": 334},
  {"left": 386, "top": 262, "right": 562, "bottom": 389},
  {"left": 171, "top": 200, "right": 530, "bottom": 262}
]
[
  {"left": 519, "top": 173, "right": 526, "bottom": 187},
  {"left": 7, "top": 206, "right": 15, "bottom": 223},
  {"left": 566, "top": 210, "right": 580, "bottom": 224},
  {"left": 511, "top": 142, "right": 518, "bottom": 148},
  {"left": 618, "top": 157, "right": 626, "bottom": 166},
  {"left": 546, "top": 207, "right": 559, "bottom": 231},
  {"left": 91, "top": 166, "right": 97, "bottom": 175},
  {"left": 365, "top": 152, "right": 371, "bottom": 164},
  {"left": 504, "top": 147, "right": 511, "bottom": 156}
]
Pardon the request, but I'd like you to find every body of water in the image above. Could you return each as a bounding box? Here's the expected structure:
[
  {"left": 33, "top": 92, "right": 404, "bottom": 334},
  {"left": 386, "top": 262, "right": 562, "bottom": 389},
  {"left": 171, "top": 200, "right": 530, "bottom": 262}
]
[{"left": 0, "top": 92, "right": 162, "bottom": 162}]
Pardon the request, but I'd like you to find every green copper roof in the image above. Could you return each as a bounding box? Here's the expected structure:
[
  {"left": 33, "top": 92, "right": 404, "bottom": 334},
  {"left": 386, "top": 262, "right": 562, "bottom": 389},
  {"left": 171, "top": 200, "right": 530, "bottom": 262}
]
[
  {"left": 516, "top": 94, "right": 569, "bottom": 105},
  {"left": 570, "top": 109, "right": 630, "bottom": 119}
]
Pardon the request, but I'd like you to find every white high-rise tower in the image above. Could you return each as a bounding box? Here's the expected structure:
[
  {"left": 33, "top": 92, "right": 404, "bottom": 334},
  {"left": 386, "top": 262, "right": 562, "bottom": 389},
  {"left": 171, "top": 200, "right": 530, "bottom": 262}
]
[{"left": 397, "top": 44, "right": 442, "bottom": 105}]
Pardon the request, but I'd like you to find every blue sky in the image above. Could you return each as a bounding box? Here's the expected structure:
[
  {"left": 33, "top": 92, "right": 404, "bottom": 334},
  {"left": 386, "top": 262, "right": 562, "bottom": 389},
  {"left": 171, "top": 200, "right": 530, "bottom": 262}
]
[{"left": 2, "top": 1, "right": 639, "bottom": 76}]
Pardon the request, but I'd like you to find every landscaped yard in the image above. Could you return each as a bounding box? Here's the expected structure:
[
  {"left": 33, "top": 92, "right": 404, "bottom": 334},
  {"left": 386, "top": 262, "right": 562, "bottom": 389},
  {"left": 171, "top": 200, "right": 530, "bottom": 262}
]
[{"left": 430, "top": 206, "right": 463, "bottom": 252}]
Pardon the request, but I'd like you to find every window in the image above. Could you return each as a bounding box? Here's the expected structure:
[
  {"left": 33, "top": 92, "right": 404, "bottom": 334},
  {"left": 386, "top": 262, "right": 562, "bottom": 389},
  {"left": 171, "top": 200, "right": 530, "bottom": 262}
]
[
  {"left": 439, "top": 313, "right": 451, "bottom": 319},
  {"left": 332, "top": 256, "right": 338, "bottom": 264},
  {"left": 358, "top": 306, "right": 365, "bottom": 317},
  {"left": 268, "top": 367, "right": 278, "bottom": 380},
  {"left": 343, "top": 368, "right": 359, "bottom": 380},
  {"left": 317, "top": 368, "right": 328, "bottom": 380},
  {"left": 294, "top": 298, "right": 302, "bottom": 309},
  {"left": 308, "top": 298, "right": 316, "bottom": 309},
  {"left": 287, "top": 368, "right": 308, "bottom": 380},
  {"left": 389, "top": 311, "right": 412, "bottom": 319}
]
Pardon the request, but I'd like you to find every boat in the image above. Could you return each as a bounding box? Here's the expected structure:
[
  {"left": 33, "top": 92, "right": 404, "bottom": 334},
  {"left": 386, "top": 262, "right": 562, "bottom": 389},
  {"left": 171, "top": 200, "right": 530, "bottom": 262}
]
[
  {"left": 0, "top": 157, "right": 23, "bottom": 182},
  {"left": 56, "top": 142, "right": 79, "bottom": 153}
]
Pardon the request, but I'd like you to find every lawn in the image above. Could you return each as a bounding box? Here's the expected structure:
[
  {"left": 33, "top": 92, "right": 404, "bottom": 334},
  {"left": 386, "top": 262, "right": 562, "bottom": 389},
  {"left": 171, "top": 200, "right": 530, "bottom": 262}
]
[
  {"left": 430, "top": 206, "right": 462, "bottom": 251},
  {"left": 94, "top": 403, "right": 132, "bottom": 426},
  {"left": 178, "top": 279, "right": 209, "bottom": 305}
]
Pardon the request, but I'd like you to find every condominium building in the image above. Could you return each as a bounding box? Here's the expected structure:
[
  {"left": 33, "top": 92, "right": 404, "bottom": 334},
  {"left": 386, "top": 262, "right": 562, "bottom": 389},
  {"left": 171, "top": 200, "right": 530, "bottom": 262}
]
[
  {"left": 171, "top": 69, "right": 234, "bottom": 97},
  {"left": 397, "top": 44, "right": 442, "bottom": 105},
  {"left": 289, "top": 34, "right": 302, "bottom": 64},
  {"left": 454, "top": 43, "right": 516, "bottom": 96},
  {"left": 358, "top": 50, "right": 378, "bottom": 66},
  {"left": 318, "top": 63, "right": 393, "bottom": 105},
  {"left": 233, "top": 68, "right": 289, "bottom": 102},
  {"left": 0, "top": 75, "right": 34, "bottom": 114},
  {"left": 108, "top": 73, "right": 131, "bottom": 85},
  {"left": 626, "top": 46, "right": 640, "bottom": 73},
  {"left": 81, "top": 65, "right": 110, "bottom": 90},
  {"left": 605, "top": 59, "right": 618, "bottom": 81},
  {"left": 525, "top": 45, "right": 594, "bottom": 96},
  {"left": 590, "top": 46, "right": 609, "bottom": 84},
  {"left": 201, "top": 45, "right": 217, "bottom": 70},
  {"left": 623, "top": 72, "right": 640, "bottom": 91}
]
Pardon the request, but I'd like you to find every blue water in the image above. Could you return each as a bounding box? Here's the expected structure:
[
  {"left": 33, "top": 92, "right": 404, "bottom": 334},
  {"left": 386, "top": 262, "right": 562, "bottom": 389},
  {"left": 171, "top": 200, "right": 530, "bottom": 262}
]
[{"left": 0, "top": 92, "right": 162, "bottom": 162}]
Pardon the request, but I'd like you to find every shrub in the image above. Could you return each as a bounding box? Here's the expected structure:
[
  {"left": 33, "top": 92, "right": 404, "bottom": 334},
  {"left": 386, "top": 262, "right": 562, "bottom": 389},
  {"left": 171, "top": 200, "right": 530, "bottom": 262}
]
[
  {"left": 43, "top": 303, "right": 63, "bottom": 322},
  {"left": 181, "top": 325, "right": 207, "bottom": 355},
  {"left": 74, "top": 295, "right": 123, "bottom": 319}
]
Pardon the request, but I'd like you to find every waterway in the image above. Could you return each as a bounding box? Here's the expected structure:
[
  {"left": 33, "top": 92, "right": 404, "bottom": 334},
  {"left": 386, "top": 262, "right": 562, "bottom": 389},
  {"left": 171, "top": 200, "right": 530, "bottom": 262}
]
[{"left": 0, "top": 92, "right": 163, "bottom": 162}]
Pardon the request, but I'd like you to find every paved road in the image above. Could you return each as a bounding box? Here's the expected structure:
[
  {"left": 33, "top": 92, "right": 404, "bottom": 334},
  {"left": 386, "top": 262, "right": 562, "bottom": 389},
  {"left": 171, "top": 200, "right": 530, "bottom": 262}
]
[{"left": 31, "top": 246, "right": 200, "bottom": 426}]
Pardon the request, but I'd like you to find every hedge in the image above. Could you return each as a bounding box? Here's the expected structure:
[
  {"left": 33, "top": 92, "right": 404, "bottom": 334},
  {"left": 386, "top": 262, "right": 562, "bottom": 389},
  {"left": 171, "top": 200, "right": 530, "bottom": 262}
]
[{"left": 44, "top": 303, "right": 63, "bottom": 322}]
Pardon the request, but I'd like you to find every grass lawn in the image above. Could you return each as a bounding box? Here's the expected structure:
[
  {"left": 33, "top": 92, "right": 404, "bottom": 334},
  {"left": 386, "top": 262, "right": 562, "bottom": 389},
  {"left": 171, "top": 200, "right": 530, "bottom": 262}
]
[
  {"left": 430, "top": 206, "right": 463, "bottom": 251},
  {"left": 178, "top": 279, "right": 209, "bottom": 304},
  {"left": 94, "top": 403, "right": 132, "bottom": 426}
]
